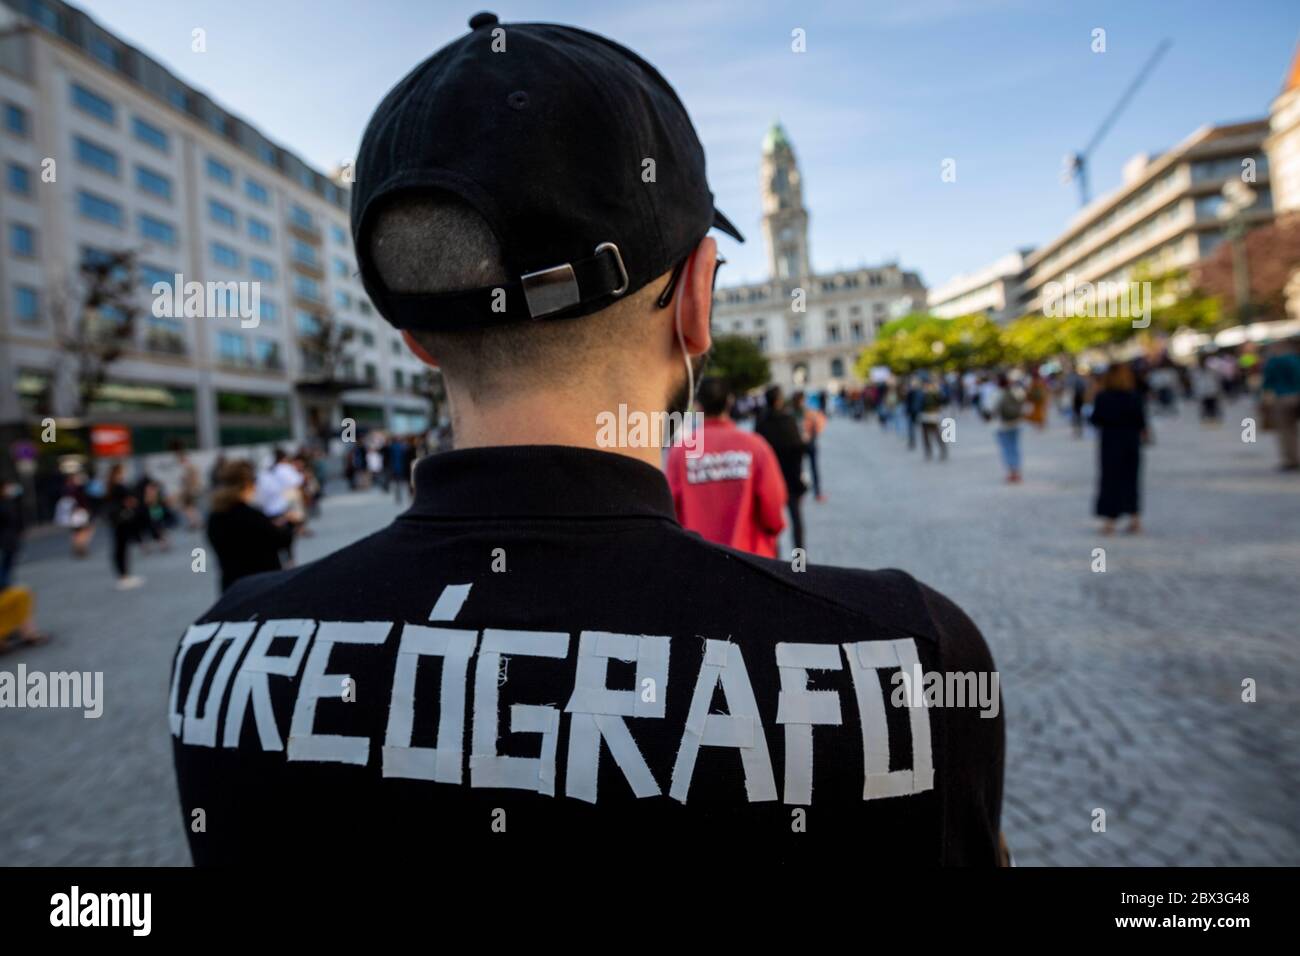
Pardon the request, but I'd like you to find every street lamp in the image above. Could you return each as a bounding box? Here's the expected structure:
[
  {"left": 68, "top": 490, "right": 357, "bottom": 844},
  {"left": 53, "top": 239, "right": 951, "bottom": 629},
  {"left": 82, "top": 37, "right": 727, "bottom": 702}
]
[{"left": 1217, "top": 180, "right": 1258, "bottom": 325}]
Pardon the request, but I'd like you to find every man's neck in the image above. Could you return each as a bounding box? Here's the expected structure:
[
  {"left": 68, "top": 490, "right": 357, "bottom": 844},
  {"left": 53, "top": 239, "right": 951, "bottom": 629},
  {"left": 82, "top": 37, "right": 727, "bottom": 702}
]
[{"left": 449, "top": 390, "right": 668, "bottom": 469}]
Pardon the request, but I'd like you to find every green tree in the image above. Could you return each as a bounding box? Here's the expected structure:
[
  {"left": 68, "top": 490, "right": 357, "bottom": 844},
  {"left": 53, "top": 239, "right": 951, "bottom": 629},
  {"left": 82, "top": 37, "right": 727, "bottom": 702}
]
[{"left": 708, "top": 334, "right": 771, "bottom": 393}]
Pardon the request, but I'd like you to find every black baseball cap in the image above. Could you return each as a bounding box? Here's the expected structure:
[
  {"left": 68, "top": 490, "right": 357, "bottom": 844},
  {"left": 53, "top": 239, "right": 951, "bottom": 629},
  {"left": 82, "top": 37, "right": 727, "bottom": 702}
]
[{"left": 351, "top": 11, "right": 743, "bottom": 332}]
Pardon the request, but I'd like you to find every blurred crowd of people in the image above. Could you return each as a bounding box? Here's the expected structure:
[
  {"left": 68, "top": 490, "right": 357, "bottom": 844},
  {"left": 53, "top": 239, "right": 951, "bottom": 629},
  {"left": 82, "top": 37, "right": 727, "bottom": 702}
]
[
  {"left": 666, "top": 337, "right": 1299, "bottom": 561},
  {"left": 0, "top": 428, "right": 447, "bottom": 652},
  {"left": 855, "top": 337, "right": 1298, "bottom": 532},
  {"left": 343, "top": 431, "right": 442, "bottom": 505},
  {"left": 3, "top": 336, "right": 1296, "bottom": 650}
]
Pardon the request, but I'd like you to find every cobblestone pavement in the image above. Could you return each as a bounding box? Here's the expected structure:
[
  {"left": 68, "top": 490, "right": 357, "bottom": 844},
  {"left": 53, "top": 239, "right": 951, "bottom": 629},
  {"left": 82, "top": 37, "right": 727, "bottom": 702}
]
[
  {"left": 0, "top": 484, "right": 409, "bottom": 866},
  {"left": 805, "top": 402, "right": 1300, "bottom": 866},
  {"left": 1, "top": 403, "right": 1296, "bottom": 866}
]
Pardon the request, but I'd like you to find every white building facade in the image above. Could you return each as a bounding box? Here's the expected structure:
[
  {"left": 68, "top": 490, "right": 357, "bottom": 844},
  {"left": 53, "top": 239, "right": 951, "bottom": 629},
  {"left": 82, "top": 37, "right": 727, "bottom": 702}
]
[
  {"left": 0, "top": 0, "right": 432, "bottom": 454},
  {"left": 927, "top": 248, "right": 1033, "bottom": 323}
]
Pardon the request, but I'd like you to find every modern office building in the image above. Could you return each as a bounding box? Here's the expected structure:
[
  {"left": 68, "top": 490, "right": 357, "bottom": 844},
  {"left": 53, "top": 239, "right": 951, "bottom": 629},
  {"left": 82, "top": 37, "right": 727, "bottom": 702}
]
[
  {"left": 927, "top": 248, "right": 1034, "bottom": 323},
  {"left": 0, "top": 0, "right": 433, "bottom": 455},
  {"left": 711, "top": 122, "right": 926, "bottom": 392},
  {"left": 1018, "top": 120, "right": 1274, "bottom": 316}
]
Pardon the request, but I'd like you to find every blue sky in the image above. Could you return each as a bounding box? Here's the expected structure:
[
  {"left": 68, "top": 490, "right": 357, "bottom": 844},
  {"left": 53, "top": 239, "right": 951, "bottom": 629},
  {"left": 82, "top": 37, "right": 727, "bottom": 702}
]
[{"left": 75, "top": 0, "right": 1298, "bottom": 288}]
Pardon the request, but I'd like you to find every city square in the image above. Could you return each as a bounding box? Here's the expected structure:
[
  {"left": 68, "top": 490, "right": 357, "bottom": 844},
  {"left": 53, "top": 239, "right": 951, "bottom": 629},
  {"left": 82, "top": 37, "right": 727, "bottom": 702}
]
[
  {"left": 0, "top": 1, "right": 1298, "bottom": 926},
  {"left": 2, "top": 406, "right": 1296, "bottom": 866}
]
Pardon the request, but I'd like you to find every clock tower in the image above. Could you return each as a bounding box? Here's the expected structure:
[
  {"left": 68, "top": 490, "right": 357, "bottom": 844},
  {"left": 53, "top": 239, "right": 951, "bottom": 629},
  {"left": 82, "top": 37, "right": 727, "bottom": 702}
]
[{"left": 760, "top": 121, "right": 811, "bottom": 281}]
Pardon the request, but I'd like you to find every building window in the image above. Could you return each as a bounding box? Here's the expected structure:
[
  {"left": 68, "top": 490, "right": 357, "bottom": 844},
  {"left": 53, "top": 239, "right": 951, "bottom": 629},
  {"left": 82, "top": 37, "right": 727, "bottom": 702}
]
[
  {"left": 260, "top": 299, "right": 280, "bottom": 323},
  {"left": 74, "top": 137, "right": 120, "bottom": 177},
  {"left": 244, "top": 178, "right": 270, "bottom": 205},
  {"left": 90, "top": 36, "right": 122, "bottom": 70},
  {"left": 217, "top": 331, "right": 248, "bottom": 365},
  {"left": 211, "top": 242, "right": 241, "bottom": 269},
  {"left": 827, "top": 324, "right": 841, "bottom": 343},
  {"left": 77, "top": 191, "right": 123, "bottom": 227},
  {"left": 4, "top": 103, "right": 28, "bottom": 136},
  {"left": 208, "top": 198, "right": 237, "bottom": 229},
  {"left": 291, "top": 238, "right": 319, "bottom": 267},
  {"left": 7, "top": 163, "right": 31, "bottom": 196},
  {"left": 330, "top": 223, "right": 347, "bottom": 244},
  {"left": 830, "top": 357, "right": 846, "bottom": 378},
  {"left": 132, "top": 116, "right": 170, "bottom": 152},
  {"left": 71, "top": 83, "right": 116, "bottom": 124},
  {"left": 146, "top": 315, "right": 186, "bottom": 356},
  {"left": 250, "top": 257, "right": 275, "bottom": 281},
  {"left": 790, "top": 326, "right": 803, "bottom": 346},
  {"left": 289, "top": 204, "right": 314, "bottom": 230},
  {"left": 14, "top": 286, "right": 40, "bottom": 323},
  {"left": 394, "top": 369, "right": 405, "bottom": 389},
  {"left": 256, "top": 339, "right": 281, "bottom": 369},
  {"left": 334, "top": 290, "right": 351, "bottom": 311},
  {"left": 851, "top": 321, "right": 864, "bottom": 342},
  {"left": 333, "top": 257, "right": 349, "bottom": 278},
  {"left": 139, "top": 214, "right": 178, "bottom": 247},
  {"left": 135, "top": 165, "right": 172, "bottom": 200},
  {"left": 247, "top": 218, "right": 273, "bottom": 243},
  {"left": 358, "top": 300, "right": 372, "bottom": 317},
  {"left": 33, "top": 1, "right": 65, "bottom": 33},
  {"left": 206, "top": 157, "right": 234, "bottom": 186},
  {"left": 296, "top": 311, "right": 321, "bottom": 336},
  {"left": 294, "top": 275, "right": 321, "bottom": 301},
  {"left": 139, "top": 264, "right": 176, "bottom": 292},
  {"left": 364, "top": 363, "right": 377, "bottom": 385}
]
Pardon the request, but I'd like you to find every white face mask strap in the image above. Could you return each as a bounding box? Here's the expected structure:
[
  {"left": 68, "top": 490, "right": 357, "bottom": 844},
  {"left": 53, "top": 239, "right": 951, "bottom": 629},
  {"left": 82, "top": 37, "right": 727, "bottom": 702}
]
[{"left": 674, "top": 248, "right": 697, "bottom": 412}]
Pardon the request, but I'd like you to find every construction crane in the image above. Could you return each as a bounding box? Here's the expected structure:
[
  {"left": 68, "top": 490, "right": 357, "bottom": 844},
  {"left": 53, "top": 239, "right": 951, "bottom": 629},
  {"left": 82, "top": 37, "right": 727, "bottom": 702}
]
[{"left": 1061, "top": 38, "right": 1172, "bottom": 207}]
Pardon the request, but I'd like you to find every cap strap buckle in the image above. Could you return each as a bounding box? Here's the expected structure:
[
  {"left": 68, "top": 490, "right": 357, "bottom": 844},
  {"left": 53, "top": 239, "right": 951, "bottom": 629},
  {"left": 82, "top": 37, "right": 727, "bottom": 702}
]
[
  {"left": 520, "top": 243, "right": 628, "bottom": 319},
  {"left": 520, "top": 262, "right": 580, "bottom": 319},
  {"left": 594, "top": 242, "right": 629, "bottom": 296}
]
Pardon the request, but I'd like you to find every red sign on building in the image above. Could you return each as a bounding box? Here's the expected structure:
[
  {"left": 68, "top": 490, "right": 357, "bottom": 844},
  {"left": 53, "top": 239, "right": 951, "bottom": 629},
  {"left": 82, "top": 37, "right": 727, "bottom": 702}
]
[{"left": 90, "top": 424, "right": 132, "bottom": 458}]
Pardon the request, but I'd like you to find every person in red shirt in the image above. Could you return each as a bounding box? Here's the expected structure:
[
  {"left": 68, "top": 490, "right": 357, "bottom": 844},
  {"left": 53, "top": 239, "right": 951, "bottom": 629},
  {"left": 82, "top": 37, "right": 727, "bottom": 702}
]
[{"left": 666, "top": 377, "right": 786, "bottom": 557}]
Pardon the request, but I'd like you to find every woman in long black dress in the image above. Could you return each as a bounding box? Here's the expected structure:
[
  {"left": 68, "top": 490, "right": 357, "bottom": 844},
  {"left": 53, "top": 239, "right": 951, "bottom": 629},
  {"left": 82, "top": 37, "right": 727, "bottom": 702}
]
[{"left": 1090, "top": 362, "right": 1148, "bottom": 534}]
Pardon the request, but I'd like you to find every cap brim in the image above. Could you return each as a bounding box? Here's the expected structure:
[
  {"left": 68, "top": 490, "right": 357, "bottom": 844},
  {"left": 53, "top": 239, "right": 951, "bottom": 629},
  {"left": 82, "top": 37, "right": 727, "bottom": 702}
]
[{"left": 712, "top": 207, "right": 744, "bottom": 243}]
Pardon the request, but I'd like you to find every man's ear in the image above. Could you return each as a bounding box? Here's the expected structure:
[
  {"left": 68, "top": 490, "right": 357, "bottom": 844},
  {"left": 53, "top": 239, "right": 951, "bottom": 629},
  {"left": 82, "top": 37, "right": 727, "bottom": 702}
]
[
  {"left": 401, "top": 330, "right": 439, "bottom": 368},
  {"left": 677, "top": 237, "right": 716, "bottom": 357}
]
